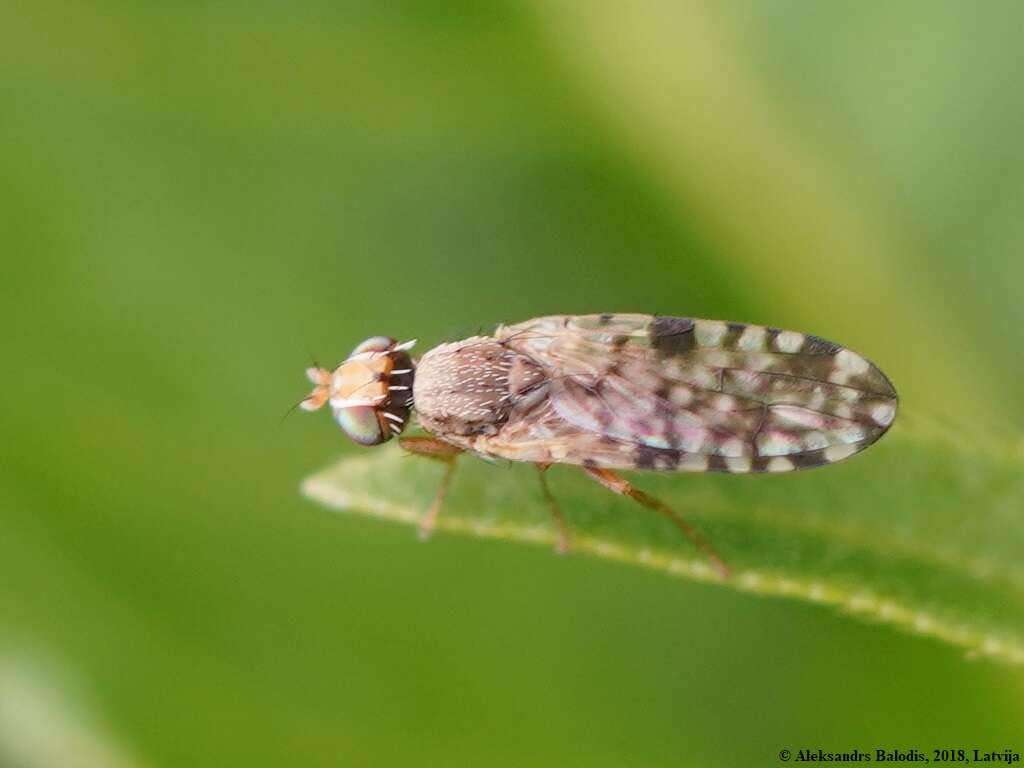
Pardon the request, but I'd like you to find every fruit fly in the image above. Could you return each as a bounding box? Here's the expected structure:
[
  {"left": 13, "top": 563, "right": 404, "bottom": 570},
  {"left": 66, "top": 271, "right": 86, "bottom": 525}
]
[{"left": 301, "top": 314, "right": 898, "bottom": 577}]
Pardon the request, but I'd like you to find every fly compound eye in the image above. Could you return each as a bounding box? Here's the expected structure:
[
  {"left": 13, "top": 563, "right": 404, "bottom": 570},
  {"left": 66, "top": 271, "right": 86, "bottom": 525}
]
[
  {"left": 351, "top": 336, "right": 397, "bottom": 355},
  {"left": 336, "top": 406, "right": 388, "bottom": 446}
]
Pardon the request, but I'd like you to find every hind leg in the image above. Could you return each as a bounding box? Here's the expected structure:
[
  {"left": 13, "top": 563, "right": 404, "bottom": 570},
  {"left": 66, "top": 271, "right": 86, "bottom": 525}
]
[{"left": 582, "top": 467, "right": 731, "bottom": 579}]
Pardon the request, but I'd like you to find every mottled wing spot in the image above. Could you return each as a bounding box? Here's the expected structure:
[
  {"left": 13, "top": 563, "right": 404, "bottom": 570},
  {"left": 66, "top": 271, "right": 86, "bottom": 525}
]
[
  {"left": 806, "top": 389, "right": 827, "bottom": 412},
  {"left": 836, "top": 386, "right": 860, "bottom": 402},
  {"left": 673, "top": 411, "right": 705, "bottom": 429},
  {"left": 695, "top": 320, "right": 727, "bottom": 347},
  {"left": 737, "top": 325, "right": 767, "bottom": 351},
  {"left": 766, "top": 457, "right": 795, "bottom": 473},
  {"left": 829, "top": 370, "right": 851, "bottom": 386},
  {"left": 643, "top": 431, "right": 674, "bottom": 449},
  {"left": 719, "top": 438, "right": 747, "bottom": 458},
  {"left": 650, "top": 316, "right": 696, "bottom": 353},
  {"left": 747, "top": 353, "right": 776, "bottom": 372},
  {"left": 834, "top": 425, "right": 867, "bottom": 445},
  {"left": 707, "top": 455, "right": 730, "bottom": 472},
  {"left": 678, "top": 454, "right": 709, "bottom": 471},
  {"left": 769, "top": 405, "right": 827, "bottom": 429},
  {"left": 702, "top": 350, "right": 732, "bottom": 368},
  {"left": 712, "top": 394, "right": 737, "bottom": 411},
  {"left": 721, "top": 369, "right": 767, "bottom": 399},
  {"left": 871, "top": 402, "right": 896, "bottom": 426},
  {"left": 669, "top": 386, "right": 694, "bottom": 406},
  {"left": 802, "top": 431, "right": 830, "bottom": 451},
  {"left": 723, "top": 322, "right": 747, "bottom": 349},
  {"left": 835, "top": 349, "right": 870, "bottom": 375},
  {"left": 692, "top": 368, "right": 722, "bottom": 389},
  {"left": 618, "top": 359, "right": 664, "bottom": 392},
  {"left": 633, "top": 445, "right": 680, "bottom": 470},
  {"left": 824, "top": 444, "right": 858, "bottom": 462},
  {"left": 802, "top": 334, "right": 842, "bottom": 355},
  {"left": 725, "top": 456, "right": 753, "bottom": 473},
  {"left": 790, "top": 450, "right": 827, "bottom": 469},
  {"left": 675, "top": 427, "right": 709, "bottom": 453},
  {"left": 757, "top": 431, "right": 803, "bottom": 456},
  {"left": 774, "top": 330, "right": 806, "bottom": 353}
]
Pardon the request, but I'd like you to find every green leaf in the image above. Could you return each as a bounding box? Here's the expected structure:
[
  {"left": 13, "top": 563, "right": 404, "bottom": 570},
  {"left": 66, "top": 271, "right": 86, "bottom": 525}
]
[{"left": 303, "top": 412, "right": 1024, "bottom": 665}]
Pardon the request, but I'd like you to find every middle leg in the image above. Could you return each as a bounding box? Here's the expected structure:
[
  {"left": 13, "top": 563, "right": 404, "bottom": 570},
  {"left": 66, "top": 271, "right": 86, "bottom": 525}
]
[{"left": 535, "top": 463, "right": 571, "bottom": 554}]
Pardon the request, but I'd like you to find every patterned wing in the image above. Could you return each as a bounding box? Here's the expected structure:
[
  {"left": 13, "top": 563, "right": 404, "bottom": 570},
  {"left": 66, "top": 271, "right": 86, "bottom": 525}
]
[{"left": 492, "top": 314, "right": 898, "bottom": 473}]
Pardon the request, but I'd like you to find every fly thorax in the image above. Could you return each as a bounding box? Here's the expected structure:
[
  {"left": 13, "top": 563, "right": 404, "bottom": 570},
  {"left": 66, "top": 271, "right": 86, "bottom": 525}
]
[{"left": 413, "top": 337, "right": 546, "bottom": 436}]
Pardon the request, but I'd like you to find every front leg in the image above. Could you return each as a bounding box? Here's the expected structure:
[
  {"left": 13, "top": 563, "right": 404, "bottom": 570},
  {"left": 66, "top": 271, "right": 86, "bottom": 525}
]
[{"left": 399, "top": 436, "right": 464, "bottom": 540}]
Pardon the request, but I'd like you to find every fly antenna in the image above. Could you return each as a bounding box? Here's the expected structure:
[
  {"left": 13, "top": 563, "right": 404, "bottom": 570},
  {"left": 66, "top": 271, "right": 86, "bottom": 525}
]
[{"left": 280, "top": 397, "right": 306, "bottom": 425}]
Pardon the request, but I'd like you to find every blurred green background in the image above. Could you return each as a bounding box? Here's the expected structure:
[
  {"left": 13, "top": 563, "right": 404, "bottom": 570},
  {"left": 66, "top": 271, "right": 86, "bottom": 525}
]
[{"left": 2, "top": 2, "right": 1023, "bottom": 765}]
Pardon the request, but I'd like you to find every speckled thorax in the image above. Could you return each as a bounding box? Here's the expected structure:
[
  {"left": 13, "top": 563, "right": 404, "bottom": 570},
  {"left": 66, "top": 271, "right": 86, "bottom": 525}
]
[{"left": 412, "top": 336, "right": 548, "bottom": 441}]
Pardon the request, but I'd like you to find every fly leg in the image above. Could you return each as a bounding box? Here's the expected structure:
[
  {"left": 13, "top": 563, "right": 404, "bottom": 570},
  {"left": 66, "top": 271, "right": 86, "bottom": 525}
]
[
  {"left": 535, "top": 463, "right": 571, "bottom": 554},
  {"left": 581, "top": 467, "right": 731, "bottom": 579},
  {"left": 399, "top": 437, "right": 464, "bottom": 540}
]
